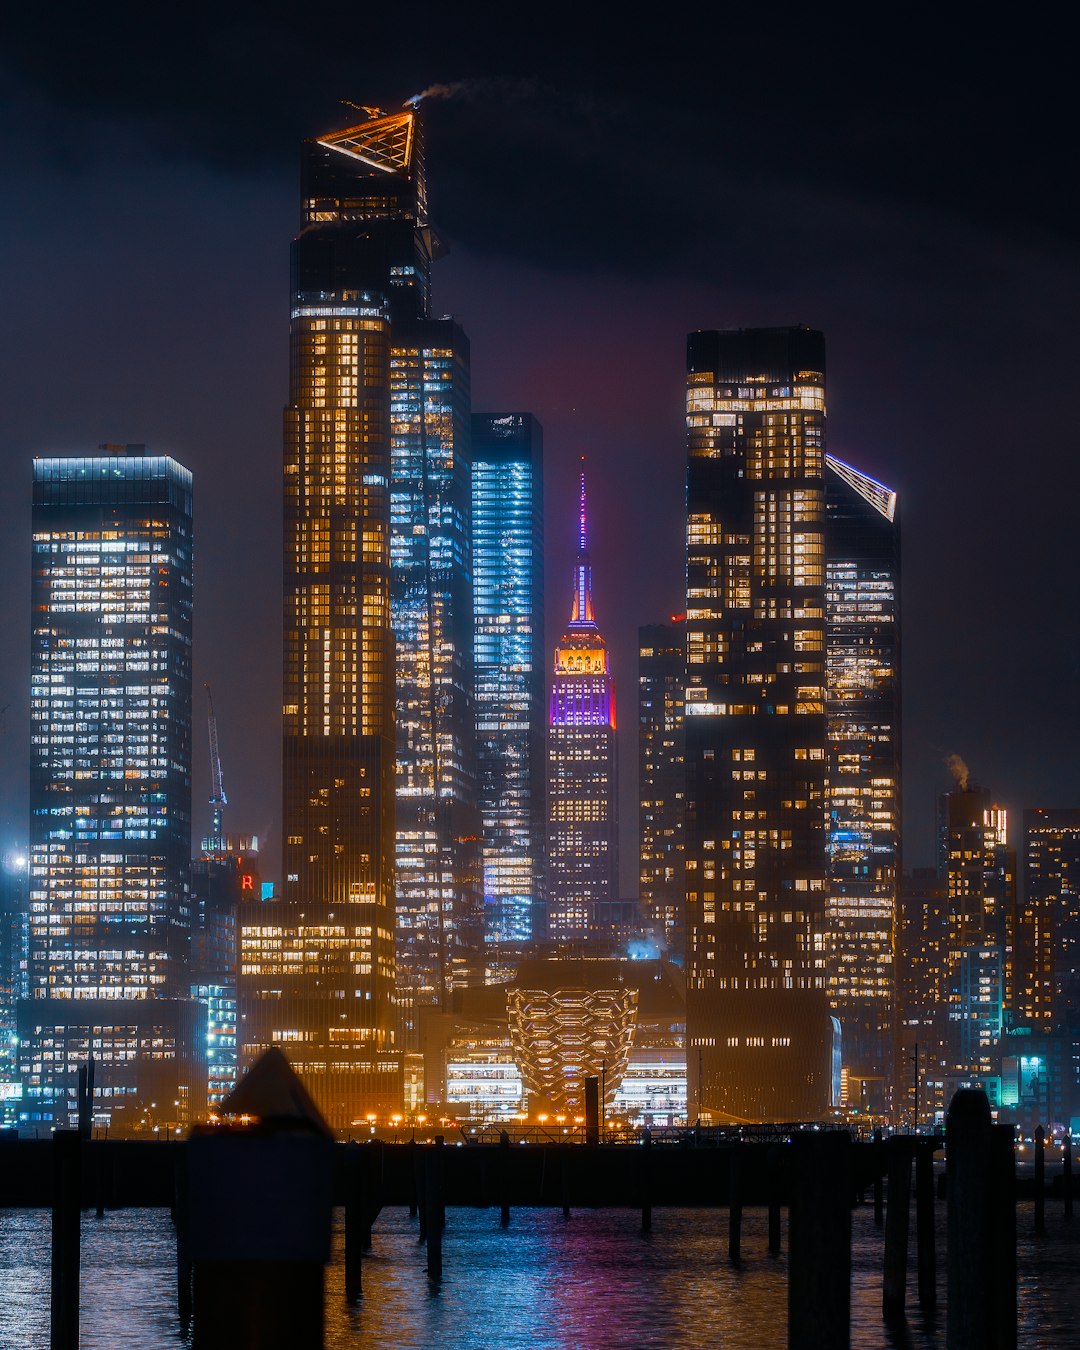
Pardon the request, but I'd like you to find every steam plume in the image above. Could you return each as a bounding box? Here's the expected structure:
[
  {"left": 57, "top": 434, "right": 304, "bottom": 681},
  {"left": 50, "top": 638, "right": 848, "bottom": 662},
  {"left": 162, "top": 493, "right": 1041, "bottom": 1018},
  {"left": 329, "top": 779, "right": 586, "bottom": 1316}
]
[{"left": 945, "top": 753, "right": 970, "bottom": 790}]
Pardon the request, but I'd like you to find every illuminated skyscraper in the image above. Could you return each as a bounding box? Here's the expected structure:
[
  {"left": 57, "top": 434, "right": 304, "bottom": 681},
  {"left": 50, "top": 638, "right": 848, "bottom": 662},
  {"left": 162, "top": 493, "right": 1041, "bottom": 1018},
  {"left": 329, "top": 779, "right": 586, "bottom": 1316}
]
[
  {"left": 683, "top": 328, "right": 833, "bottom": 1122},
  {"left": 472, "top": 413, "right": 545, "bottom": 952},
  {"left": 391, "top": 318, "right": 482, "bottom": 1048},
  {"left": 1022, "top": 808, "right": 1080, "bottom": 1027},
  {"left": 242, "top": 110, "right": 420, "bottom": 1125},
  {"left": 939, "top": 776, "right": 1015, "bottom": 1079},
  {"left": 547, "top": 467, "right": 617, "bottom": 942},
  {"left": 824, "top": 455, "right": 900, "bottom": 1110},
  {"left": 19, "top": 448, "right": 205, "bottom": 1130},
  {"left": 638, "top": 621, "right": 686, "bottom": 959}
]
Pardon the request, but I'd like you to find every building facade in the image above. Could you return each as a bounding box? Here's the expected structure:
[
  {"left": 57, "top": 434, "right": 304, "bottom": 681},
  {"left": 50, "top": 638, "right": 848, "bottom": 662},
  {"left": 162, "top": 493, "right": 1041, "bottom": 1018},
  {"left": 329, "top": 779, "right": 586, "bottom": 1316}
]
[
  {"left": 546, "top": 468, "right": 617, "bottom": 942},
  {"left": 391, "top": 317, "right": 482, "bottom": 1047},
  {"left": 472, "top": 413, "right": 545, "bottom": 954},
  {"left": 19, "top": 448, "right": 205, "bottom": 1130},
  {"left": 1022, "top": 808, "right": 1080, "bottom": 1029},
  {"left": 683, "top": 327, "right": 833, "bottom": 1122},
  {"left": 638, "top": 621, "right": 686, "bottom": 960},
  {"left": 824, "top": 455, "right": 900, "bottom": 1111},
  {"left": 243, "top": 111, "right": 414, "bottom": 1126}
]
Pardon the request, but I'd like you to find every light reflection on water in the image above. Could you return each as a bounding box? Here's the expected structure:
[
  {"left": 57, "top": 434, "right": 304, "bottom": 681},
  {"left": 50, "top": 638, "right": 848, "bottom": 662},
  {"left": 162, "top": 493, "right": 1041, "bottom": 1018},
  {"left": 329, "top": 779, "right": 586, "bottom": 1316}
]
[{"left": 0, "top": 1204, "right": 1075, "bottom": 1349}]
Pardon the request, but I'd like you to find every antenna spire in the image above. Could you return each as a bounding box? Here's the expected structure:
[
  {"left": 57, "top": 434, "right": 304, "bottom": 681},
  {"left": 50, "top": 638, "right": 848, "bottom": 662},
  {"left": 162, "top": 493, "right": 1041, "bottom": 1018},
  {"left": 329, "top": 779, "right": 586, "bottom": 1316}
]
[{"left": 206, "top": 684, "right": 227, "bottom": 849}]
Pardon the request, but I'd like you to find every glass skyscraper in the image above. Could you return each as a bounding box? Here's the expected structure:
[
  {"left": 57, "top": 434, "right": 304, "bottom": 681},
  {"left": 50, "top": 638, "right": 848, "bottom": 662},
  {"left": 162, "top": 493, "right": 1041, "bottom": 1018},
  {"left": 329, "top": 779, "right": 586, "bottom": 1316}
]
[
  {"left": 824, "top": 454, "right": 900, "bottom": 1110},
  {"left": 547, "top": 467, "right": 617, "bottom": 942},
  {"left": 472, "top": 413, "right": 545, "bottom": 952},
  {"left": 1023, "top": 808, "right": 1080, "bottom": 1028},
  {"left": 242, "top": 110, "right": 414, "bottom": 1126},
  {"left": 638, "top": 621, "right": 686, "bottom": 959},
  {"left": 683, "top": 328, "right": 833, "bottom": 1122},
  {"left": 391, "top": 318, "right": 481, "bottom": 1050},
  {"left": 19, "top": 447, "right": 205, "bottom": 1130}
]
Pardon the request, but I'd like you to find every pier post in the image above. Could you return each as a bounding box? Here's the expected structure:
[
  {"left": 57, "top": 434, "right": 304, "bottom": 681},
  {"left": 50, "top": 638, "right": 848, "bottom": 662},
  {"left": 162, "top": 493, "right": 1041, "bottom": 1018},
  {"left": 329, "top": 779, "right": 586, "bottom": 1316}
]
[
  {"left": 50, "top": 1129, "right": 81, "bottom": 1350},
  {"left": 788, "top": 1131, "right": 851, "bottom": 1350},
  {"left": 767, "top": 1145, "right": 781, "bottom": 1256},
  {"left": 426, "top": 1137, "right": 444, "bottom": 1280},
  {"left": 1064, "top": 1132, "right": 1074, "bottom": 1219},
  {"left": 641, "top": 1129, "right": 652, "bottom": 1232},
  {"left": 915, "top": 1139, "right": 935, "bottom": 1311},
  {"left": 344, "top": 1142, "right": 362, "bottom": 1303},
  {"left": 882, "top": 1136, "right": 912, "bottom": 1320},
  {"left": 561, "top": 1142, "right": 571, "bottom": 1220},
  {"left": 728, "top": 1143, "right": 742, "bottom": 1265},
  {"left": 872, "top": 1127, "right": 884, "bottom": 1226},
  {"left": 499, "top": 1130, "right": 511, "bottom": 1227},
  {"left": 175, "top": 1144, "right": 192, "bottom": 1331},
  {"left": 989, "top": 1123, "right": 1016, "bottom": 1350},
  {"left": 409, "top": 1140, "right": 419, "bottom": 1220},
  {"left": 1034, "top": 1124, "right": 1045, "bottom": 1234},
  {"left": 946, "top": 1087, "right": 993, "bottom": 1350}
]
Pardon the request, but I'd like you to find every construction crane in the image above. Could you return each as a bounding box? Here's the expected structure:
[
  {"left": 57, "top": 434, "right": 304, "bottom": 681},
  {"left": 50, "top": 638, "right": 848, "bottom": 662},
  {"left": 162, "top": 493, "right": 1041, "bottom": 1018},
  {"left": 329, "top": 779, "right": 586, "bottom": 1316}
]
[{"left": 205, "top": 684, "right": 227, "bottom": 848}]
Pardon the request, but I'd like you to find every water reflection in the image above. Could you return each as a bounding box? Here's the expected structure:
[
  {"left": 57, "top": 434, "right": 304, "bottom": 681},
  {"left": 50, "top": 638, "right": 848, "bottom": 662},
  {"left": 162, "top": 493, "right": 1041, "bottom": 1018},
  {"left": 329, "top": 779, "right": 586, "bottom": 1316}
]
[{"left": 0, "top": 1203, "right": 1074, "bottom": 1349}]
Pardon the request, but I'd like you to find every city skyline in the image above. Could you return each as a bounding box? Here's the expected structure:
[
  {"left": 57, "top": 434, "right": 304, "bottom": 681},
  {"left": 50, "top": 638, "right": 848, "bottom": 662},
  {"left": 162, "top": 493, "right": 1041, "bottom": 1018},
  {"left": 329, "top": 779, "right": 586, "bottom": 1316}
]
[{"left": 2, "top": 22, "right": 1078, "bottom": 886}]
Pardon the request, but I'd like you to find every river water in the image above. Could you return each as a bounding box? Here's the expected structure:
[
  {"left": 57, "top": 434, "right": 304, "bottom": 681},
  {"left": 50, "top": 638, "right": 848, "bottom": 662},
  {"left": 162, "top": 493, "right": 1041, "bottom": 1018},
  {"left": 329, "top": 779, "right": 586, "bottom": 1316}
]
[{"left": 0, "top": 1202, "right": 1076, "bottom": 1348}]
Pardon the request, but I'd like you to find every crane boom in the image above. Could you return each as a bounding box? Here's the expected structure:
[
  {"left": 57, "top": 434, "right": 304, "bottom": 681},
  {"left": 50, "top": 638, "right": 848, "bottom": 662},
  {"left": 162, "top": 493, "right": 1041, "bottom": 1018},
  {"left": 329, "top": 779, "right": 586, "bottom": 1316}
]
[{"left": 206, "top": 684, "right": 227, "bottom": 845}]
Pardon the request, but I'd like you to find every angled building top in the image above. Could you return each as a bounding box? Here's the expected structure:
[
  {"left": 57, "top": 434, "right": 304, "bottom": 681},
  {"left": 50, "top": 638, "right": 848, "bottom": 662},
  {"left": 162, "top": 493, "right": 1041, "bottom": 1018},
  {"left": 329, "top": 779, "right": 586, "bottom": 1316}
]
[
  {"left": 826, "top": 453, "right": 897, "bottom": 522},
  {"left": 317, "top": 108, "right": 416, "bottom": 175}
]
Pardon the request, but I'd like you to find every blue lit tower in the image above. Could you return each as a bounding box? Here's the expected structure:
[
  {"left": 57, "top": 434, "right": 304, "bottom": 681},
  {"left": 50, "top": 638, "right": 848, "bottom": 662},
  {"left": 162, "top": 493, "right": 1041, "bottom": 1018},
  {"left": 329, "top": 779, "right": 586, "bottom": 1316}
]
[
  {"left": 546, "top": 465, "right": 617, "bottom": 942},
  {"left": 472, "top": 414, "right": 545, "bottom": 953},
  {"left": 824, "top": 454, "right": 900, "bottom": 1111},
  {"left": 19, "top": 447, "right": 205, "bottom": 1130}
]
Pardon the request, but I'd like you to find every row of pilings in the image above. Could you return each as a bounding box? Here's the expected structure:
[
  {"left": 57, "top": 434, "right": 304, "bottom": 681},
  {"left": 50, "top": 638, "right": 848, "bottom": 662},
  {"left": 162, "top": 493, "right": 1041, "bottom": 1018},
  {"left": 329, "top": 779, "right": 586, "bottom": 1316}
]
[{"left": 25, "top": 1093, "right": 1076, "bottom": 1350}]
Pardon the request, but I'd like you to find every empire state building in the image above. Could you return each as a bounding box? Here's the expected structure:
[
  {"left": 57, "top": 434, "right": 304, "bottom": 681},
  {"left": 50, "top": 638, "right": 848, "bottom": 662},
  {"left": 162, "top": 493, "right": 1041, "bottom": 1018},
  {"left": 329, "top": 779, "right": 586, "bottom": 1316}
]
[{"left": 546, "top": 465, "right": 617, "bottom": 941}]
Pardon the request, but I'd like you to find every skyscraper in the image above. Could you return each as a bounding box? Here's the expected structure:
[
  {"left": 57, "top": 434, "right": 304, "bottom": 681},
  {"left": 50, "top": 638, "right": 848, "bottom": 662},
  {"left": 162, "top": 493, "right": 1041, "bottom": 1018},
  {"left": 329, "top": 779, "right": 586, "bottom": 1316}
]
[
  {"left": 472, "top": 413, "right": 545, "bottom": 954},
  {"left": 824, "top": 455, "right": 900, "bottom": 1110},
  {"left": 391, "top": 318, "right": 481, "bottom": 1048},
  {"left": 242, "top": 110, "right": 412, "bottom": 1125},
  {"left": 939, "top": 774, "right": 1016, "bottom": 1079},
  {"left": 19, "top": 447, "right": 205, "bottom": 1130},
  {"left": 683, "top": 327, "right": 833, "bottom": 1122},
  {"left": 547, "top": 467, "right": 617, "bottom": 942},
  {"left": 638, "top": 621, "right": 686, "bottom": 959},
  {"left": 1022, "top": 808, "right": 1080, "bottom": 1028}
]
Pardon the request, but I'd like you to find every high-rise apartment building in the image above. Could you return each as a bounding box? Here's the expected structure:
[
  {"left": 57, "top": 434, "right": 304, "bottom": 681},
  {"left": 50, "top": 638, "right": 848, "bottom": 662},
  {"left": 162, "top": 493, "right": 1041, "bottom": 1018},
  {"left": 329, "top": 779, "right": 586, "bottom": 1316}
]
[
  {"left": 547, "top": 468, "right": 617, "bottom": 942},
  {"left": 391, "top": 318, "right": 482, "bottom": 1048},
  {"left": 824, "top": 455, "right": 900, "bottom": 1109},
  {"left": 242, "top": 111, "right": 415, "bottom": 1125},
  {"left": 1022, "top": 808, "right": 1080, "bottom": 1027},
  {"left": 683, "top": 327, "right": 833, "bottom": 1122},
  {"left": 638, "top": 621, "right": 685, "bottom": 959},
  {"left": 939, "top": 776, "right": 1016, "bottom": 1078},
  {"left": 0, "top": 852, "right": 29, "bottom": 1119},
  {"left": 472, "top": 413, "right": 545, "bottom": 953},
  {"left": 19, "top": 448, "right": 205, "bottom": 1130}
]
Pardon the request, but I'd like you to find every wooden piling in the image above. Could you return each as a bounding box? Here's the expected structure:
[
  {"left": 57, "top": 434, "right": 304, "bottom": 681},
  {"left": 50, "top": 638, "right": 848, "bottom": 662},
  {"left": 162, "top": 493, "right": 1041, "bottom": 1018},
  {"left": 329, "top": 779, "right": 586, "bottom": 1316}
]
[
  {"left": 946, "top": 1087, "right": 993, "bottom": 1350},
  {"left": 767, "top": 1145, "right": 782, "bottom": 1256},
  {"left": 344, "top": 1143, "right": 362, "bottom": 1303},
  {"left": 51, "top": 1129, "right": 81, "bottom": 1350},
  {"left": 414, "top": 1143, "right": 426, "bottom": 1240},
  {"left": 882, "top": 1136, "right": 912, "bottom": 1320},
  {"left": 872, "top": 1127, "right": 884, "bottom": 1226},
  {"left": 499, "top": 1130, "right": 511, "bottom": 1227},
  {"left": 426, "top": 1137, "right": 444, "bottom": 1280},
  {"left": 641, "top": 1129, "right": 652, "bottom": 1233},
  {"left": 560, "top": 1143, "right": 571, "bottom": 1220},
  {"left": 1064, "top": 1131, "right": 1073, "bottom": 1219},
  {"left": 915, "top": 1140, "right": 935, "bottom": 1312},
  {"left": 175, "top": 1144, "right": 192, "bottom": 1331},
  {"left": 989, "top": 1123, "right": 1016, "bottom": 1350},
  {"left": 728, "top": 1143, "right": 742, "bottom": 1265},
  {"left": 1034, "top": 1124, "right": 1045, "bottom": 1234},
  {"left": 788, "top": 1131, "right": 851, "bottom": 1350}
]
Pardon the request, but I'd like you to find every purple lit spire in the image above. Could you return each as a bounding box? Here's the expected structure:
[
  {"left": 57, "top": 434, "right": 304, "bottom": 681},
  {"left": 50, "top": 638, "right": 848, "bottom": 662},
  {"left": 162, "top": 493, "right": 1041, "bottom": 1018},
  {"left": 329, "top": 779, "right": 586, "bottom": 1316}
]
[{"left": 570, "top": 457, "right": 595, "bottom": 626}]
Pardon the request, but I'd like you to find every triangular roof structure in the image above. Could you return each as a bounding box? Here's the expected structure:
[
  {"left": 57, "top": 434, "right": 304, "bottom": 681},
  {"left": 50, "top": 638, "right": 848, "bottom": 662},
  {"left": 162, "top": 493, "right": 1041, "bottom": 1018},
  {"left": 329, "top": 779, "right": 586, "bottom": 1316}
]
[
  {"left": 219, "top": 1047, "right": 332, "bottom": 1136},
  {"left": 317, "top": 110, "right": 415, "bottom": 175},
  {"left": 825, "top": 453, "right": 897, "bottom": 522}
]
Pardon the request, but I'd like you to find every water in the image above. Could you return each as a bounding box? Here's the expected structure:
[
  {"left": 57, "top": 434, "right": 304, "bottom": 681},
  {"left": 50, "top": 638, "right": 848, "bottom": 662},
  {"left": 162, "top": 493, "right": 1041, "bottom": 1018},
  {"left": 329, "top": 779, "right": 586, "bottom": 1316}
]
[{"left": 0, "top": 1203, "right": 1076, "bottom": 1348}]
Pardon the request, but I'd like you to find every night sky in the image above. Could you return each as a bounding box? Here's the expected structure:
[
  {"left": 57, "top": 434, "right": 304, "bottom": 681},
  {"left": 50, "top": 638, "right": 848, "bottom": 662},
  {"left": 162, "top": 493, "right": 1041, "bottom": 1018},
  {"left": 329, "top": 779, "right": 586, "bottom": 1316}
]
[{"left": 2, "top": 7, "right": 1078, "bottom": 887}]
